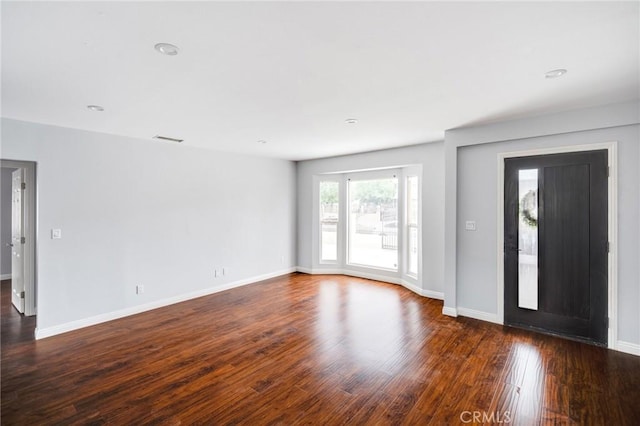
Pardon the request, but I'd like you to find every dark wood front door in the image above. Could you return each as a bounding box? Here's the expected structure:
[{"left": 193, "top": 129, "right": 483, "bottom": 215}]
[{"left": 504, "top": 150, "right": 608, "bottom": 346}]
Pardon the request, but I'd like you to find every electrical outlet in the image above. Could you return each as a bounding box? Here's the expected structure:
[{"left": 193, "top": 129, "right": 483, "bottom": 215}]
[
  {"left": 222, "top": 267, "right": 227, "bottom": 276},
  {"left": 214, "top": 269, "right": 218, "bottom": 278},
  {"left": 136, "top": 284, "right": 144, "bottom": 295}
]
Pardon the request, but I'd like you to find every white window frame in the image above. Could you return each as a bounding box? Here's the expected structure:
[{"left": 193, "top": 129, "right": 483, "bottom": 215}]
[
  {"left": 345, "top": 169, "right": 402, "bottom": 273},
  {"left": 404, "top": 170, "right": 421, "bottom": 280},
  {"left": 312, "top": 166, "right": 422, "bottom": 289},
  {"left": 318, "top": 177, "right": 341, "bottom": 265}
]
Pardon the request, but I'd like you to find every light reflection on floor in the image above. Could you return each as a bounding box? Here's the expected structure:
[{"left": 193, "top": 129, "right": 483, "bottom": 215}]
[
  {"left": 512, "top": 342, "right": 544, "bottom": 419},
  {"left": 315, "top": 277, "right": 425, "bottom": 374}
]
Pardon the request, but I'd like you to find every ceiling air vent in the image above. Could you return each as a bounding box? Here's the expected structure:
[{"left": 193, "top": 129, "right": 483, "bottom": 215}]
[{"left": 153, "top": 135, "right": 184, "bottom": 143}]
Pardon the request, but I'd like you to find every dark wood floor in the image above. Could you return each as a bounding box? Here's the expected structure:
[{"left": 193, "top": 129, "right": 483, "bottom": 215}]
[{"left": 1, "top": 274, "right": 639, "bottom": 425}]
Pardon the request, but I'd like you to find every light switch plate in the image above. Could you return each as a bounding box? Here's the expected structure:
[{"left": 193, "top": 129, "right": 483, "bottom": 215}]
[
  {"left": 465, "top": 221, "right": 477, "bottom": 231},
  {"left": 51, "top": 229, "right": 62, "bottom": 239}
]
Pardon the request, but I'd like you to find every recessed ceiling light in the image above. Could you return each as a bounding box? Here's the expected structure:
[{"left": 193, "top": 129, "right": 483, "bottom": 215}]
[
  {"left": 87, "top": 105, "right": 104, "bottom": 112},
  {"left": 545, "top": 69, "right": 567, "bottom": 79},
  {"left": 257, "top": 140, "right": 267, "bottom": 144},
  {"left": 345, "top": 118, "right": 358, "bottom": 124},
  {"left": 154, "top": 43, "right": 180, "bottom": 56}
]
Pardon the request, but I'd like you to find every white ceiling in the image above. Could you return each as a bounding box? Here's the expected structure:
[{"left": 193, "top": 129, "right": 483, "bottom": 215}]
[{"left": 2, "top": 1, "right": 638, "bottom": 161}]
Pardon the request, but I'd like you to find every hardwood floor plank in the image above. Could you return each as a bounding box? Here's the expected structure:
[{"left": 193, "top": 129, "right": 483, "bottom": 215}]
[
  {"left": 543, "top": 374, "right": 570, "bottom": 419},
  {"left": 2, "top": 275, "right": 640, "bottom": 424}
]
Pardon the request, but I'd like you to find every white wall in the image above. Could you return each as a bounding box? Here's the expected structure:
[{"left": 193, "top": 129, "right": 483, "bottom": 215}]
[
  {"left": 296, "top": 142, "right": 445, "bottom": 294},
  {"left": 0, "top": 167, "right": 16, "bottom": 277},
  {"left": 0, "top": 118, "right": 297, "bottom": 335},
  {"left": 445, "top": 101, "right": 640, "bottom": 349}
]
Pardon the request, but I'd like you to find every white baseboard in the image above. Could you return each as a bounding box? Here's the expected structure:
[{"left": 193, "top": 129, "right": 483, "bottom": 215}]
[
  {"left": 0, "top": 273, "right": 12, "bottom": 280},
  {"left": 297, "top": 266, "right": 345, "bottom": 275},
  {"left": 457, "top": 307, "right": 502, "bottom": 325},
  {"left": 442, "top": 306, "right": 458, "bottom": 317},
  {"left": 297, "top": 267, "right": 444, "bottom": 301},
  {"left": 35, "top": 267, "right": 297, "bottom": 340},
  {"left": 343, "top": 269, "right": 401, "bottom": 285},
  {"left": 422, "top": 289, "right": 445, "bottom": 300},
  {"left": 400, "top": 279, "right": 423, "bottom": 295},
  {"left": 297, "top": 266, "right": 400, "bottom": 284},
  {"left": 616, "top": 340, "right": 640, "bottom": 356},
  {"left": 296, "top": 266, "right": 313, "bottom": 274},
  {"left": 400, "top": 280, "right": 444, "bottom": 300}
]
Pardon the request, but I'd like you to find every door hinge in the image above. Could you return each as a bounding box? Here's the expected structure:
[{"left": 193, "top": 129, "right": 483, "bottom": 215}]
[
  {"left": 20, "top": 237, "right": 26, "bottom": 244},
  {"left": 21, "top": 182, "right": 26, "bottom": 190},
  {"left": 606, "top": 317, "right": 609, "bottom": 328},
  {"left": 20, "top": 291, "right": 25, "bottom": 299},
  {"left": 606, "top": 241, "right": 610, "bottom": 253}
]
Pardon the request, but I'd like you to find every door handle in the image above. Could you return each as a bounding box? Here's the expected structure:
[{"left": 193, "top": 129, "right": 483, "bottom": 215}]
[
  {"left": 6, "top": 243, "right": 14, "bottom": 247},
  {"left": 505, "top": 245, "right": 522, "bottom": 252}
]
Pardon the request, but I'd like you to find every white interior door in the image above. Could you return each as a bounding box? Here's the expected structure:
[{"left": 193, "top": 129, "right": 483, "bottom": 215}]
[{"left": 11, "top": 169, "right": 25, "bottom": 313}]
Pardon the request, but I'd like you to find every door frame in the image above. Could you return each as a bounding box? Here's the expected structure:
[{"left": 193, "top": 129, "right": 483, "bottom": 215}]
[
  {"left": 496, "top": 142, "right": 617, "bottom": 350},
  {"left": 1, "top": 159, "right": 37, "bottom": 316}
]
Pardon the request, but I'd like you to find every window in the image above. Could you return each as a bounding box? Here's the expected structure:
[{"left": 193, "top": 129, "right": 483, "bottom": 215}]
[
  {"left": 347, "top": 176, "right": 398, "bottom": 270},
  {"left": 319, "top": 180, "right": 339, "bottom": 262},
  {"left": 406, "top": 175, "right": 419, "bottom": 277},
  {"left": 315, "top": 168, "right": 421, "bottom": 282},
  {"left": 517, "top": 169, "right": 538, "bottom": 310}
]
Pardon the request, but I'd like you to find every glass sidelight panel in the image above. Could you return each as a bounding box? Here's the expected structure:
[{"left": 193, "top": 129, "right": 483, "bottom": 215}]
[
  {"left": 518, "top": 169, "right": 538, "bottom": 310},
  {"left": 320, "top": 181, "right": 339, "bottom": 262}
]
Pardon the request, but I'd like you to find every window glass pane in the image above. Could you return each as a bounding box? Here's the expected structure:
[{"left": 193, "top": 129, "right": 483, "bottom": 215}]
[
  {"left": 518, "top": 169, "right": 538, "bottom": 310},
  {"left": 348, "top": 178, "right": 398, "bottom": 270},
  {"left": 320, "top": 181, "right": 339, "bottom": 262},
  {"left": 407, "top": 176, "right": 418, "bottom": 277}
]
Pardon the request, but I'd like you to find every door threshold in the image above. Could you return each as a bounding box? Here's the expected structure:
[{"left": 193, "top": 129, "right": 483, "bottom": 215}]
[{"left": 504, "top": 322, "right": 607, "bottom": 348}]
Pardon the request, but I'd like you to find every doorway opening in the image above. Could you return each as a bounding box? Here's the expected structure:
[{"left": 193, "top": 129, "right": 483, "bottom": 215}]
[
  {"left": 497, "top": 143, "right": 617, "bottom": 349},
  {"left": 1, "top": 160, "right": 37, "bottom": 326}
]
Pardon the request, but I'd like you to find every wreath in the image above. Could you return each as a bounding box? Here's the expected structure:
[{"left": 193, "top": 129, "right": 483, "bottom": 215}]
[{"left": 520, "top": 190, "right": 538, "bottom": 227}]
